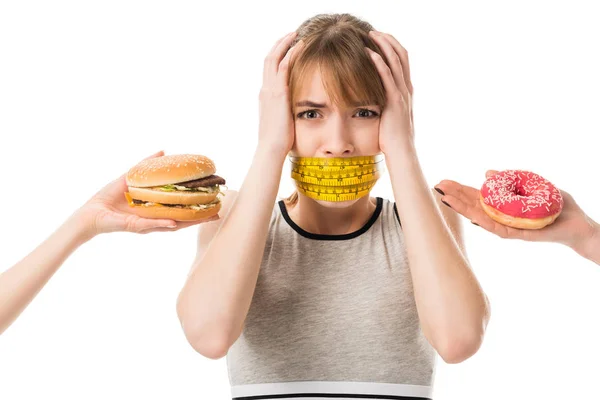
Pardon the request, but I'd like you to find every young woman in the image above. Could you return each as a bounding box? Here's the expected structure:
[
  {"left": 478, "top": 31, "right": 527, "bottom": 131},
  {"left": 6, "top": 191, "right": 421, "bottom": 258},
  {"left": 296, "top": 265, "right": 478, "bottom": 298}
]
[
  {"left": 435, "top": 170, "right": 600, "bottom": 265},
  {"left": 176, "top": 13, "right": 490, "bottom": 400},
  {"left": 0, "top": 150, "right": 217, "bottom": 336}
]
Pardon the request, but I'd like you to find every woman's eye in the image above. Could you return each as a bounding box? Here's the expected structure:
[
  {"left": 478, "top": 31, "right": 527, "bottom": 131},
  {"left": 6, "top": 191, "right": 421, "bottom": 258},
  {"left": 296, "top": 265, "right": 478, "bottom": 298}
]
[
  {"left": 356, "top": 108, "right": 379, "bottom": 118},
  {"left": 296, "top": 108, "right": 379, "bottom": 120},
  {"left": 296, "top": 110, "right": 320, "bottom": 119}
]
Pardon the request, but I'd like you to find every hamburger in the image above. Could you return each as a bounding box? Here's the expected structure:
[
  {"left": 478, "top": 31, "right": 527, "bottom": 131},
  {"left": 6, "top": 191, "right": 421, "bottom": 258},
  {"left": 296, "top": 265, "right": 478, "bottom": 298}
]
[{"left": 124, "top": 153, "right": 227, "bottom": 221}]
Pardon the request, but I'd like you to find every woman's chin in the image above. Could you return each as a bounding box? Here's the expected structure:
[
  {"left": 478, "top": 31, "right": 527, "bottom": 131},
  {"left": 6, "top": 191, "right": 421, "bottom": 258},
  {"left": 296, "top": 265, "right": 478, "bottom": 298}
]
[{"left": 313, "top": 198, "right": 360, "bottom": 208}]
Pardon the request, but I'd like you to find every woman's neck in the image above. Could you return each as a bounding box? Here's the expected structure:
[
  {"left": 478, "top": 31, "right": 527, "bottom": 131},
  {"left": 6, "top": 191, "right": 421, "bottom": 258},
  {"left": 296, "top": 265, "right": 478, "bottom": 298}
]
[{"left": 285, "top": 194, "right": 377, "bottom": 235}]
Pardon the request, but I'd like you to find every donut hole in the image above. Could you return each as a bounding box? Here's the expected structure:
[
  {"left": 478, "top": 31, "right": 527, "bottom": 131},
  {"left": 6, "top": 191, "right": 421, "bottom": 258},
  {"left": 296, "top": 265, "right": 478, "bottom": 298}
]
[
  {"left": 514, "top": 183, "right": 527, "bottom": 197},
  {"left": 515, "top": 187, "right": 527, "bottom": 196}
]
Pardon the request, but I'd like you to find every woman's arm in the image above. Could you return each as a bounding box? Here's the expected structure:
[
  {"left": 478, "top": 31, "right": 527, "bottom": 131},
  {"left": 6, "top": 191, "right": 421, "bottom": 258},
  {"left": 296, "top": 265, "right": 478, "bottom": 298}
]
[
  {"left": 176, "top": 146, "right": 287, "bottom": 359},
  {"left": 175, "top": 32, "right": 303, "bottom": 360},
  {"left": 388, "top": 143, "right": 491, "bottom": 364},
  {"left": 366, "top": 30, "right": 489, "bottom": 364},
  {"left": 0, "top": 211, "right": 92, "bottom": 335}
]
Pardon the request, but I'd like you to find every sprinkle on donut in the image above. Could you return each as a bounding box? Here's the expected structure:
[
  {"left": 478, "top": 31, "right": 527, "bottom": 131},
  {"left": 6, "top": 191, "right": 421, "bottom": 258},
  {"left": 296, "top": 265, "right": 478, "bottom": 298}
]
[{"left": 480, "top": 170, "right": 563, "bottom": 219}]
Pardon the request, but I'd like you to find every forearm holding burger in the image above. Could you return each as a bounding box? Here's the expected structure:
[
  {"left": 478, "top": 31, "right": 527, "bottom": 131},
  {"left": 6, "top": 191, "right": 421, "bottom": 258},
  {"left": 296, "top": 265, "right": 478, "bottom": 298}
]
[{"left": 0, "top": 211, "right": 92, "bottom": 335}]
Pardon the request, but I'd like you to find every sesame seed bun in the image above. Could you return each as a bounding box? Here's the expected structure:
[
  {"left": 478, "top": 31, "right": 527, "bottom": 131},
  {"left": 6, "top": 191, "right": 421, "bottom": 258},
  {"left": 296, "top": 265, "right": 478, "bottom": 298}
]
[
  {"left": 123, "top": 153, "right": 224, "bottom": 221},
  {"left": 126, "top": 154, "right": 216, "bottom": 188}
]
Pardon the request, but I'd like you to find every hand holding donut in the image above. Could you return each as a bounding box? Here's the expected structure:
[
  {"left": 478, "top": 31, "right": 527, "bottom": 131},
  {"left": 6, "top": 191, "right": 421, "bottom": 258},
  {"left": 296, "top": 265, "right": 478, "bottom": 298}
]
[{"left": 434, "top": 170, "right": 598, "bottom": 253}]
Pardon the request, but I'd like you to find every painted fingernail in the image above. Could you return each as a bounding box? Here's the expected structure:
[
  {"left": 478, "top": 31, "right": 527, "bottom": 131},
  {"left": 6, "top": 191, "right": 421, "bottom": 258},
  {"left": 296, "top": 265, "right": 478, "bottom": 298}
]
[
  {"left": 441, "top": 199, "right": 451, "bottom": 208},
  {"left": 471, "top": 221, "right": 480, "bottom": 226},
  {"left": 435, "top": 187, "right": 445, "bottom": 196}
]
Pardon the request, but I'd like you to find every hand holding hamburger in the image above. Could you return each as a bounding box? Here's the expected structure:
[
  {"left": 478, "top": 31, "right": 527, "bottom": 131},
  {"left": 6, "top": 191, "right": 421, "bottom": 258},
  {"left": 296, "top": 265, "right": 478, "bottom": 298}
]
[
  {"left": 75, "top": 151, "right": 222, "bottom": 238},
  {"left": 124, "top": 153, "right": 227, "bottom": 221}
]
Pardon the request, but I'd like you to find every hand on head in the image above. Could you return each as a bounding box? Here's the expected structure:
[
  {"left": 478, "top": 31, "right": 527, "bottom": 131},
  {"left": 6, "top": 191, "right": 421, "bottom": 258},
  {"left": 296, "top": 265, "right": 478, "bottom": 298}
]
[
  {"left": 76, "top": 151, "right": 219, "bottom": 238},
  {"left": 258, "top": 31, "right": 304, "bottom": 158}
]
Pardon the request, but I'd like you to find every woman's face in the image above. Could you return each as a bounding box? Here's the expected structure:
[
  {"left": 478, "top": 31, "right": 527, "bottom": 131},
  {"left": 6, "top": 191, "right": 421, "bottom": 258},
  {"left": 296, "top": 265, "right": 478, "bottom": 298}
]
[
  {"left": 290, "top": 68, "right": 383, "bottom": 207},
  {"left": 291, "top": 68, "right": 382, "bottom": 157}
]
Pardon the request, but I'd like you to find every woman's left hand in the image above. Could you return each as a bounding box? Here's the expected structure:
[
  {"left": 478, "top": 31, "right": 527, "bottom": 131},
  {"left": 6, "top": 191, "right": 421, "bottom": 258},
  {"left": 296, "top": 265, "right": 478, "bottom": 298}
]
[{"left": 366, "top": 30, "right": 414, "bottom": 154}]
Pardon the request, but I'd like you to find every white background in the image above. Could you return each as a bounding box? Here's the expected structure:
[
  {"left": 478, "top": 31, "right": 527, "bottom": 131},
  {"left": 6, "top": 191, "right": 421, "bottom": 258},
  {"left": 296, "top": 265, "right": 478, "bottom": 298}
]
[{"left": 1, "top": 1, "right": 599, "bottom": 399}]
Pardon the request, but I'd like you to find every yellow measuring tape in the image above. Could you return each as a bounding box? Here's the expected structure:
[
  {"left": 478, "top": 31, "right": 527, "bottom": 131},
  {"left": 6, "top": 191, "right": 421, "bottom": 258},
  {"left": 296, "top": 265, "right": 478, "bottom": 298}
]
[{"left": 289, "top": 154, "right": 385, "bottom": 202}]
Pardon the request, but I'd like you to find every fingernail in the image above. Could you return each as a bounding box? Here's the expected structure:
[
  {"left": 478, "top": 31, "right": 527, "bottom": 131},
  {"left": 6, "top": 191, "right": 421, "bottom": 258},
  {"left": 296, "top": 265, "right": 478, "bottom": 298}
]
[
  {"left": 168, "top": 224, "right": 177, "bottom": 228},
  {"left": 435, "top": 187, "right": 445, "bottom": 196},
  {"left": 471, "top": 221, "right": 480, "bottom": 226},
  {"left": 441, "top": 199, "right": 451, "bottom": 208}
]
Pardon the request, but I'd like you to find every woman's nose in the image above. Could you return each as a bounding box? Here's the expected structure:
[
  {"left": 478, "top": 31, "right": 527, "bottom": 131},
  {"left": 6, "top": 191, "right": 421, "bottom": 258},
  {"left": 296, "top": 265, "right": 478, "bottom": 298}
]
[{"left": 322, "top": 117, "right": 355, "bottom": 156}]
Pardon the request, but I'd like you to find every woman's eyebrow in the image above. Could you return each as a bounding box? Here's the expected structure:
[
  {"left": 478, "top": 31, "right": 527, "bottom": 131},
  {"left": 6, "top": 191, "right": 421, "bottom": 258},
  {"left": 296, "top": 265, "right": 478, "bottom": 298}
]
[
  {"left": 295, "top": 100, "right": 327, "bottom": 108},
  {"left": 295, "top": 100, "right": 376, "bottom": 108}
]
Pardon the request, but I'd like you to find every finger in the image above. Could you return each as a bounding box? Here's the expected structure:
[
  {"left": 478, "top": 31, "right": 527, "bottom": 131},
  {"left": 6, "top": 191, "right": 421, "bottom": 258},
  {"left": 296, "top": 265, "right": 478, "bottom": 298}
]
[
  {"left": 264, "top": 31, "right": 297, "bottom": 87},
  {"left": 365, "top": 47, "right": 400, "bottom": 101},
  {"left": 372, "top": 31, "right": 413, "bottom": 95},
  {"left": 490, "top": 220, "right": 526, "bottom": 240},
  {"left": 436, "top": 179, "right": 481, "bottom": 208},
  {"left": 269, "top": 33, "right": 288, "bottom": 53},
  {"left": 485, "top": 169, "right": 500, "bottom": 179},
  {"left": 176, "top": 215, "right": 221, "bottom": 229},
  {"left": 438, "top": 193, "right": 479, "bottom": 221},
  {"left": 459, "top": 198, "right": 528, "bottom": 241},
  {"left": 277, "top": 39, "right": 303, "bottom": 89},
  {"left": 137, "top": 215, "right": 220, "bottom": 233},
  {"left": 368, "top": 31, "right": 408, "bottom": 97},
  {"left": 142, "top": 150, "right": 165, "bottom": 161},
  {"left": 133, "top": 217, "right": 178, "bottom": 232},
  {"left": 437, "top": 180, "right": 532, "bottom": 241},
  {"left": 117, "top": 151, "right": 166, "bottom": 182},
  {"left": 438, "top": 191, "right": 515, "bottom": 239},
  {"left": 137, "top": 226, "right": 178, "bottom": 234},
  {"left": 450, "top": 197, "right": 509, "bottom": 238}
]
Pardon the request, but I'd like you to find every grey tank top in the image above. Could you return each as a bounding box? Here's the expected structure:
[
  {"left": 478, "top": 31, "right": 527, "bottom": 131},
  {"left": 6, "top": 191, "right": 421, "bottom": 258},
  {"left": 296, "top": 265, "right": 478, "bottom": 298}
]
[{"left": 226, "top": 197, "right": 437, "bottom": 400}]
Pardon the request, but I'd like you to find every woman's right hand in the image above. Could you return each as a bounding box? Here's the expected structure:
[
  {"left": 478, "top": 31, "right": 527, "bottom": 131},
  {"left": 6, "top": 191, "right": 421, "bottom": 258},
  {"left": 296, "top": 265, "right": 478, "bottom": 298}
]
[{"left": 257, "top": 31, "right": 304, "bottom": 157}]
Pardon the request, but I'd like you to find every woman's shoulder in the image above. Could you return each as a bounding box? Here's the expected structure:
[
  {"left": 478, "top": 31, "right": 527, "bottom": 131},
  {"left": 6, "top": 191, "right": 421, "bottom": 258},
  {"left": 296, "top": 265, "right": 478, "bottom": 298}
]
[{"left": 376, "top": 196, "right": 401, "bottom": 228}]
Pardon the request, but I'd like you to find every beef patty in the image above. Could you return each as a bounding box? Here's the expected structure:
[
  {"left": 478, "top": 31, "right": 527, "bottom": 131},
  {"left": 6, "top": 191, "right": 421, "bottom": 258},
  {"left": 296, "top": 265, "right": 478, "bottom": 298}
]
[{"left": 177, "top": 174, "right": 226, "bottom": 188}]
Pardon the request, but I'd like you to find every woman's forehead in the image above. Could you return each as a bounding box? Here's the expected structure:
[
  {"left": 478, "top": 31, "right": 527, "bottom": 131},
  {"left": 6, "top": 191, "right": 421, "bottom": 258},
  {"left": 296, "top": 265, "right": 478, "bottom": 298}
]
[
  {"left": 296, "top": 68, "right": 327, "bottom": 97},
  {"left": 293, "top": 60, "right": 382, "bottom": 109}
]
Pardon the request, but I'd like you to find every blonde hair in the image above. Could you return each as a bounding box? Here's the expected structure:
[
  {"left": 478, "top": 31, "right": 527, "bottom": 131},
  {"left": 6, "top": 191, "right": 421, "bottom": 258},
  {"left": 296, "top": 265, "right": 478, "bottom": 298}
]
[{"left": 282, "top": 13, "right": 388, "bottom": 207}]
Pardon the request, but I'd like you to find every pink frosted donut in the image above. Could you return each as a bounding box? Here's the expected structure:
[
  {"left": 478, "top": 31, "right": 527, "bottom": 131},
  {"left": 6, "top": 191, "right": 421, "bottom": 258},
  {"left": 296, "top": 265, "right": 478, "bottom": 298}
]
[{"left": 479, "top": 170, "right": 564, "bottom": 229}]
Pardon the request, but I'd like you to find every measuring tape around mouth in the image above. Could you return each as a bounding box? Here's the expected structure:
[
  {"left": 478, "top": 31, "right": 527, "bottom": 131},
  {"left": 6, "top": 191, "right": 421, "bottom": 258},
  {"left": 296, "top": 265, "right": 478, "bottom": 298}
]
[
  {"left": 294, "top": 179, "right": 379, "bottom": 201},
  {"left": 289, "top": 154, "right": 385, "bottom": 201},
  {"left": 291, "top": 168, "right": 383, "bottom": 186},
  {"left": 289, "top": 154, "right": 384, "bottom": 167}
]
